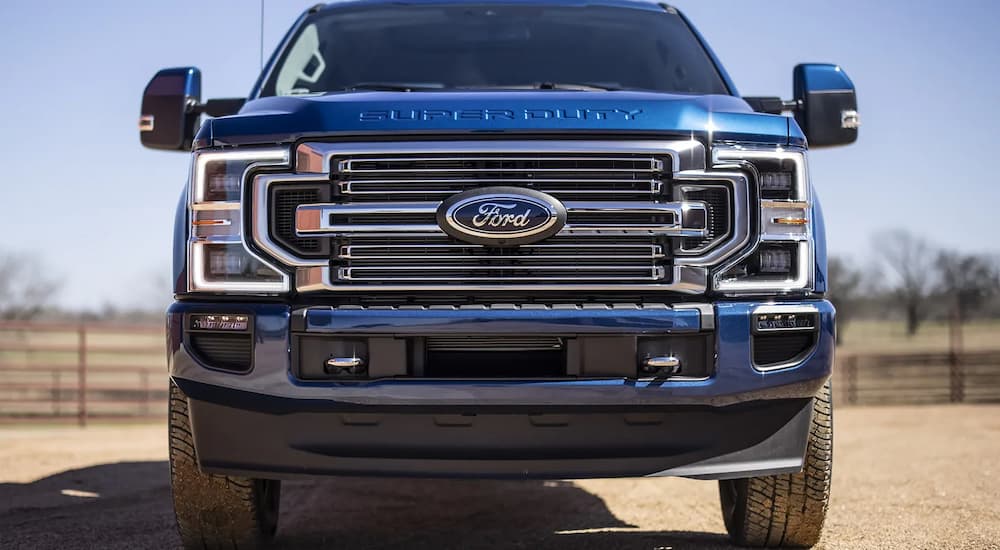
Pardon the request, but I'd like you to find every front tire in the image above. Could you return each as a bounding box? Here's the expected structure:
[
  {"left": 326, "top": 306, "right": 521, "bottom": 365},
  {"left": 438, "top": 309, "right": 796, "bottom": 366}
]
[
  {"left": 169, "top": 380, "right": 281, "bottom": 549},
  {"left": 718, "top": 381, "right": 833, "bottom": 548}
]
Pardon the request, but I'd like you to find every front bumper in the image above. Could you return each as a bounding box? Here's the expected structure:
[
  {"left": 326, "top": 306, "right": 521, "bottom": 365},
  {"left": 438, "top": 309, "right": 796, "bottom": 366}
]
[{"left": 168, "top": 300, "right": 834, "bottom": 479}]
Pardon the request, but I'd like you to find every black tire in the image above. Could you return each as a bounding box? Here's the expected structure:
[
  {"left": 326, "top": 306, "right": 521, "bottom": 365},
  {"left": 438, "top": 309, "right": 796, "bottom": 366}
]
[
  {"left": 169, "top": 380, "right": 281, "bottom": 549},
  {"left": 718, "top": 381, "right": 833, "bottom": 548}
]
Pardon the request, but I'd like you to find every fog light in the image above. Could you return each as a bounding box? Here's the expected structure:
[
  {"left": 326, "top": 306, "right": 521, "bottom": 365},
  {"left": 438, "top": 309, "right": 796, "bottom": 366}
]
[
  {"left": 752, "top": 312, "right": 817, "bottom": 332},
  {"left": 189, "top": 314, "right": 250, "bottom": 332}
]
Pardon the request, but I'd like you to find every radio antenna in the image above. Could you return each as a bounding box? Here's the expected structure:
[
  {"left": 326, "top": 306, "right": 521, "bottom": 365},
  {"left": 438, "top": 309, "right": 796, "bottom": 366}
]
[{"left": 259, "top": 0, "right": 265, "bottom": 70}]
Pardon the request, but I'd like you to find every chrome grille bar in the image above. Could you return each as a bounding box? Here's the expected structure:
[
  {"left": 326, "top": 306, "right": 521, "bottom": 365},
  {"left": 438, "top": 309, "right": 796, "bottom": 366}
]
[
  {"left": 295, "top": 200, "right": 708, "bottom": 238},
  {"left": 339, "top": 243, "right": 665, "bottom": 261},
  {"left": 339, "top": 156, "right": 664, "bottom": 174},
  {"left": 338, "top": 268, "right": 666, "bottom": 282},
  {"left": 339, "top": 178, "right": 663, "bottom": 197},
  {"left": 425, "top": 336, "right": 565, "bottom": 352},
  {"left": 336, "top": 238, "right": 665, "bottom": 283}
]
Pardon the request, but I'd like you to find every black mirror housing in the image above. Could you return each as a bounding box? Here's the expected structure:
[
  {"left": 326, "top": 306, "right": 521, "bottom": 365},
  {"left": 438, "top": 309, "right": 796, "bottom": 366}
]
[
  {"left": 140, "top": 67, "right": 202, "bottom": 151},
  {"left": 793, "top": 64, "right": 859, "bottom": 147}
]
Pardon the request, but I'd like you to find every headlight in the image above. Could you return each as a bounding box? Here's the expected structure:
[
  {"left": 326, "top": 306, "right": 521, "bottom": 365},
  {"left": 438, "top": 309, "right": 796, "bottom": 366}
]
[
  {"left": 188, "top": 149, "right": 290, "bottom": 293},
  {"left": 712, "top": 148, "right": 814, "bottom": 295}
]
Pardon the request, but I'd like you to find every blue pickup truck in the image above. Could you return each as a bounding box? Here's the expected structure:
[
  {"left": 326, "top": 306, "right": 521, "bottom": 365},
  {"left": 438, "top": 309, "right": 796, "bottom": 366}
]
[{"left": 141, "top": 1, "right": 857, "bottom": 547}]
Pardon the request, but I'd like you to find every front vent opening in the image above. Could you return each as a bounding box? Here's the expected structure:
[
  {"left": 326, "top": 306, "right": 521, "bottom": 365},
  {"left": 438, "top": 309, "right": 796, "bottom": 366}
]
[
  {"left": 187, "top": 332, "right": 253, "bottom": 373},
  {"left": 752, "top": 332, "right": 817, "bottom": 368},
  {"left": 423, "top": 335, "right": 566, "bottom": 377},
  {"left": 425, "top": 350, "right": 566, "bottom": 378}
]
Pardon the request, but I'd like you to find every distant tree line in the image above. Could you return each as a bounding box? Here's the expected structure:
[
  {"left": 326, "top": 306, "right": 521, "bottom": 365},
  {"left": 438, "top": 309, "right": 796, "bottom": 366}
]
[
  {"left": 0, "top": 251, "right": 59, "bottom": 320},
  {"left": 2, "top": 234, "right": 999, "bottom": 335},
  {"left": 0, "top": 249, "right": 169, "bottom": 323},
  {"left": 828, "top": 229, "right": 1000, "bottom": 341}
]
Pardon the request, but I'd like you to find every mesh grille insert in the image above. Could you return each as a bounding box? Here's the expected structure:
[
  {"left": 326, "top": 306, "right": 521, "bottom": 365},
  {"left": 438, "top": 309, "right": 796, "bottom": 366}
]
[
  {"left": 188, "top": 333, "right": 253, "bottom": 372},
  {"left": 271, "top": 186, "right": 325, "bottom": 256},
  {"left": 753, "top": 333, "right": 815, "bottom": 367},
  {"left": 681, "top": 187, "right": 730, "bottom": 251}
]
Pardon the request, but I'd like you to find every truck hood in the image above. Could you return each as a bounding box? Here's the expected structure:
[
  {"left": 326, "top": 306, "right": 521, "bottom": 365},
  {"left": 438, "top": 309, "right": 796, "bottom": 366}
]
[{"left": 201, "top": 91, "right": 800, "bottom": 148}]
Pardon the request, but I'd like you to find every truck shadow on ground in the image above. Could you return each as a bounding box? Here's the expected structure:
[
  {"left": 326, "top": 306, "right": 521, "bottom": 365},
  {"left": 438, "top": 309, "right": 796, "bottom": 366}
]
[{"left": 0, "top": 461, "right": 738, "bottom": 550}]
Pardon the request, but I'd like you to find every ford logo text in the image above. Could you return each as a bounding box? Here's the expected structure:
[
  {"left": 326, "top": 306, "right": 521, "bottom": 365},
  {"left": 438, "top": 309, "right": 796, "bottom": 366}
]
[
  {"left": 437, "top": 187, "right": 567, "bottom": 246},
  {"left": 471, "top": 203, "right": 533, "bottom": 229}
]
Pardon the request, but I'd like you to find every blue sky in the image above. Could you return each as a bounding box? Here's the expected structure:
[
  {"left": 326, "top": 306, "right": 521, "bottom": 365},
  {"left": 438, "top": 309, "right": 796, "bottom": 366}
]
[{"left": 1, "top": 0, "right": 998, "bottom": 310}]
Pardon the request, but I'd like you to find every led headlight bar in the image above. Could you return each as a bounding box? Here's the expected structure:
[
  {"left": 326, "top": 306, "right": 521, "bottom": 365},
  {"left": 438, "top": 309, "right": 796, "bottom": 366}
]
[
  {"left": 712, "top": 148, "right": 814, "bottom": 296},
  {"left": 188, "top": 149, "right": 291, "bottom": 293}
]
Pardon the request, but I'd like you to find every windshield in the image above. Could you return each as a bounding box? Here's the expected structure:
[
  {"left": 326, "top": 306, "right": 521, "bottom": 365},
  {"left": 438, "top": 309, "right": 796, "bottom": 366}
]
[{"left": 260, "top": 4, "right": 729, "bottom": 97}]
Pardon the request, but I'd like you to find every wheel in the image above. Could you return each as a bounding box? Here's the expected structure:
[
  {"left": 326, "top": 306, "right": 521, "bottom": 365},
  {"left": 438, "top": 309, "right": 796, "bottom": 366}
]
[
  {"left": 718, "top": 381, "right": 833, "bottom": 548},
  {"left": 169, "top": 380, "right": 281, "bottom": 549}
]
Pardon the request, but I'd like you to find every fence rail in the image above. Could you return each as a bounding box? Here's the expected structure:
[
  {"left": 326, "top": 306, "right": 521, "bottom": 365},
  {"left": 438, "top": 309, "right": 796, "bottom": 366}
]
[
  {"left": 2, "top": 321, "right": 1000, "bottom": 424},
  {"left": 832, "top": 351, "right": 1000, "bottom": 405}
]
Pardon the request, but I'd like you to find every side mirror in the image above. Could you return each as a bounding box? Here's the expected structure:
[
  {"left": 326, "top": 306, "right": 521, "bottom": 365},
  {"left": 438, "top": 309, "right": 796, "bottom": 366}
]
[
  {"left": 793, "top": 63, "right": 860, "bottom": 147},
  {"left": 140, "top": 67, "right": 202, "bottom": 151}
]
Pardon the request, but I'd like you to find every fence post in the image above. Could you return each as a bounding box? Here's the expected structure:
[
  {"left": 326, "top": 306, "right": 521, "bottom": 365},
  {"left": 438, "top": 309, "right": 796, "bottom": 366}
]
[
  {"left": 949, "top": 310, "right": 965, "bottom": 403},
  {"left": 77, "top": 325, "right": 87, "bottom": 427},
  {"left": 52, "top": 371, "right": 60, "bottom": 417},
  {"left": 140, "top": 370, "right": 150, "bottom": 416},
  {"left": 949, "top": 352, "right": 965, "bottom": 403},
  {"left": 846, "top": 355, "right": 858, "bottom": 405}
]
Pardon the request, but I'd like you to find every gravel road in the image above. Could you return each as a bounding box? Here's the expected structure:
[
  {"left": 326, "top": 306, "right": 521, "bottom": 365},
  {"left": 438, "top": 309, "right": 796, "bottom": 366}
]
[{"left": 1, "top": 405, "right": 998, "bottom": 550}]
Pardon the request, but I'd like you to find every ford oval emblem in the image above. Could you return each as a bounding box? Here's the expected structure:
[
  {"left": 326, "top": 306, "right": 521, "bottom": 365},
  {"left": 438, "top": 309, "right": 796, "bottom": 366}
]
[{"left": 437, "top": 187, "right": 567, "bottom": 246}]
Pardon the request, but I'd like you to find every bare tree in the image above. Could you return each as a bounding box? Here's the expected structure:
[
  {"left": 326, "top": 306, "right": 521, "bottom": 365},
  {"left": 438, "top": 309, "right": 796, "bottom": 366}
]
[
  {"left": 878, "top": 229, "right": 936, "bottom": 336},
  {"left": 937, "top": 252, "right": 1000, "bottom": 323},
  {"left": 0, "top": 252, "right": 60, "bottom": 320},
  {"left": 827, "top": 256, "right": 865, "bottom": 344}
]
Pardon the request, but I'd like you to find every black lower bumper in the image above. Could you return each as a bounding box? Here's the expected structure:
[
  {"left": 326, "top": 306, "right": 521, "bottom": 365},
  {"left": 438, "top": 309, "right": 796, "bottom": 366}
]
[{"left": 181, "top": 380, "right": 814, "bottom": 480}]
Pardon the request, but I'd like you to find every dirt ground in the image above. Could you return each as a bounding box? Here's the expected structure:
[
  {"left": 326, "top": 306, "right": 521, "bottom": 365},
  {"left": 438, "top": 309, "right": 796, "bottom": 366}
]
[{"left": 1, "top": 405, "right": 998, "bottom": 550}]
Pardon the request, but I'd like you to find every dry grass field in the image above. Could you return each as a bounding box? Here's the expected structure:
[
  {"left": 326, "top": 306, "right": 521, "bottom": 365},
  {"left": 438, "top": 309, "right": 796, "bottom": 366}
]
[{"left": 838, "top": 319, "right": 1000, "bottom": 355}]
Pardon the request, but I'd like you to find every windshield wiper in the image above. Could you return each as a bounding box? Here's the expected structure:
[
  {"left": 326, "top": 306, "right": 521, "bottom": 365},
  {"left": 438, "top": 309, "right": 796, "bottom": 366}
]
[
  {"left": 457, "top": 82, "right": 622, "bottom": 92},
  {"left": 341, "top": 82, "right": 446, "bottom": 92},
  {"left": 533, "top": 82, "right": 621, "bottom": 91},
  {"left": 452, "top": 82, "right": 623, "bottom": 92},
  {"left": 340, "top": 82, "right": 622, "bottom": 92}
]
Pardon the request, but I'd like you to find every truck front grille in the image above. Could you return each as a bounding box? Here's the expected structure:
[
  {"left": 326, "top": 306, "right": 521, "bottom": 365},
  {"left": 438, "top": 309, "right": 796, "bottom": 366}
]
[{"left": 255, "top": 141, "right": 748, "bottom": 293}]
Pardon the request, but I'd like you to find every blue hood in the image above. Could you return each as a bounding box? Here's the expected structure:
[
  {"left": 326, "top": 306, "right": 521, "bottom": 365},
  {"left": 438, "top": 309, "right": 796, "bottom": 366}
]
[{"left": 200, "top": 91, "right": 800, "bottom": 147}]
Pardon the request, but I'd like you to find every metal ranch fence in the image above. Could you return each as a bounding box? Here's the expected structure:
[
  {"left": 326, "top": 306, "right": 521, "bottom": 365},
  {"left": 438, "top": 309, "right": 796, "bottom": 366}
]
[
  {"left": 0, "top": 321, "right": 166, "bottom": 425},
  {"left": 1, "top": 321, "right": 999, "bottom": 424},
  {"left": 832, "top": 350, "right": 1000, "bottom": 405}
]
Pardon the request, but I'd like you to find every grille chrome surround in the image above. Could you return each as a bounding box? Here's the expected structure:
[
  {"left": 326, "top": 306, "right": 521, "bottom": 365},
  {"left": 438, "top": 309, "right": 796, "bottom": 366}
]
[{"left": 252, "top": 141, "right": 749, "bottom": 293}]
